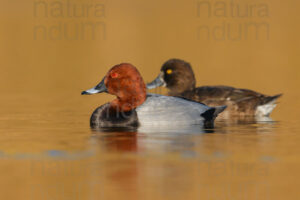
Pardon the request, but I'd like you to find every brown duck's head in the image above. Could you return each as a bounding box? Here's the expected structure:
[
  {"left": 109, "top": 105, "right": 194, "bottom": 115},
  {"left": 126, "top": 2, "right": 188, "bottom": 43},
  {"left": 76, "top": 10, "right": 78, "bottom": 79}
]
[
  {"left": 147, "top": 59, "right": 196, "bottom": 95},
  {"left": 81, "top": 63, "right": 147, "bottom": 112}
]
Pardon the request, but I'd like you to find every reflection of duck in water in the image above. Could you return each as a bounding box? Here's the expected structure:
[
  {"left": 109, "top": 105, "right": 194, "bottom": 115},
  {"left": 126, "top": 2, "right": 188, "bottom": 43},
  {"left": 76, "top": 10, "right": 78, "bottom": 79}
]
[
  {"left": 82, "top": 63, "right": 226, "bottom": 130},
  {"left": 214, "top": 115, "right": 277, "bottom": 135},
  {"left": 91, "top": 131, "right": 138, "bottom": 152},
  {"left": 147, "top": 59, "right": 282, "bottom": 118}
]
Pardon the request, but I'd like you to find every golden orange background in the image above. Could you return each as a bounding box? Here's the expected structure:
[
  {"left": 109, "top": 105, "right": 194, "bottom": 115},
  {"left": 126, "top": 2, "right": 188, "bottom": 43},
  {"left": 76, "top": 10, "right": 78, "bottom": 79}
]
[{"left": 0, "top": 0, "right": 300, "bottom": 199}]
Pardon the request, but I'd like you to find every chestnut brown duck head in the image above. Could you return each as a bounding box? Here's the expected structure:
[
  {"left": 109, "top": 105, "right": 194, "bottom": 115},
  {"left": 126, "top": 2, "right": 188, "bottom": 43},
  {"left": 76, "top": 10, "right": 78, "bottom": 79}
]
[{"left": 147, "top": 58, "right": 282, "bottom": 117}]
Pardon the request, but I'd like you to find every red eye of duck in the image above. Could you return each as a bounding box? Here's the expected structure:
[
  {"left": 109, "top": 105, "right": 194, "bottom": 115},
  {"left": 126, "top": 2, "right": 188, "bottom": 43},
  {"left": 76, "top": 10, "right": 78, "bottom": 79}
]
[{"left": 111, "top": 72, "right": 118, "bottom": 78}]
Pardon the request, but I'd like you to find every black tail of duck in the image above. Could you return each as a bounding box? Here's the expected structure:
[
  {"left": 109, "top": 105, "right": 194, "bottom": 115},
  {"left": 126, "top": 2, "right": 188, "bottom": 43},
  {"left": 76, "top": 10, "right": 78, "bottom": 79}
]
[
  {"left": 261, "top": 94, "right": 282, "bottom": 105},
  {"left": 201, "top": 105, "right": 227, "bottom": 128}
]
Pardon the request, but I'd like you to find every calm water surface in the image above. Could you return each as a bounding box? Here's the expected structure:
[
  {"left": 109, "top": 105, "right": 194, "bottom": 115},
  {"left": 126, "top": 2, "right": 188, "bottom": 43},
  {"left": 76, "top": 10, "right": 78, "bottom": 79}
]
[
  {"left": 1, "top": 0, "right": 300, "bottom": 199},
  {"left": 0, "top": 91, "right": 299, "bottom": 200}
]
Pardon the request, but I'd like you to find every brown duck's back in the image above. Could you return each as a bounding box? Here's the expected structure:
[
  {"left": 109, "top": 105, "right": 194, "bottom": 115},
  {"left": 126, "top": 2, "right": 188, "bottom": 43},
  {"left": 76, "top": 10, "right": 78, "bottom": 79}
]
[{"left": 176, "top": 85, "right": 282, "bottom": 117}]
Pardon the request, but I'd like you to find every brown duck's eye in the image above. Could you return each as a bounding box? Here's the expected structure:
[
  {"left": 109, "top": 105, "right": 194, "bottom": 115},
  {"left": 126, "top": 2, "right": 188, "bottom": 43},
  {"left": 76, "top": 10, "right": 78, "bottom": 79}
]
[
  {"left": 166, "top": 69, "right": 173, "bottom": 74},
  {"left": 111, "top": 72, "right": 118, "bottom": 78}
]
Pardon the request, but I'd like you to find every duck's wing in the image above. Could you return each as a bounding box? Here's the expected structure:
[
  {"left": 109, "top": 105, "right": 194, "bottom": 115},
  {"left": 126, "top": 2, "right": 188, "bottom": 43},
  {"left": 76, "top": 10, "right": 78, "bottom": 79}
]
[
  {"left": 181, "top": 86, "right": 281, "bottom": 114},
  {"left": 136, "top": 94, "right": 225, "bottom": 126},
  {"left": 181, "top": 86, "right": 249, "bottom": 102},
  {"left": 184, "top": 85, "right": 280, "bottom": 103}
]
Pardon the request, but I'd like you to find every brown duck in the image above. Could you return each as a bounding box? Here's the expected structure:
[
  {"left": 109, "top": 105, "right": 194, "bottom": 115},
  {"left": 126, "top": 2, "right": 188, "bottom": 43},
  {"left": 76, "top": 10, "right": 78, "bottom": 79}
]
[{"left": 147, "top": 59, "right": 282, "bottom": 117}]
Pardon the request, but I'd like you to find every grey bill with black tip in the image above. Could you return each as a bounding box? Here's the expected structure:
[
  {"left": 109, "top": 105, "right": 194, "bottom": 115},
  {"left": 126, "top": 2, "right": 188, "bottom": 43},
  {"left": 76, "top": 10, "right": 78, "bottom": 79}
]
[
  {"left": 146, "top": 72, "right": 166, "bottom": 89},
  {"left": 81, "top": 78, "right": 108, "bottom": 95}
]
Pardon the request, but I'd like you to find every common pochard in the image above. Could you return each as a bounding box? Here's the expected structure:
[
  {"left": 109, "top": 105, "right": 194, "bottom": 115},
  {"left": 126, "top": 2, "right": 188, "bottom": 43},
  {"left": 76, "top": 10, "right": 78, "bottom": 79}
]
[{"left": 82, "top": 63, "right": 226, "bottom": 129}]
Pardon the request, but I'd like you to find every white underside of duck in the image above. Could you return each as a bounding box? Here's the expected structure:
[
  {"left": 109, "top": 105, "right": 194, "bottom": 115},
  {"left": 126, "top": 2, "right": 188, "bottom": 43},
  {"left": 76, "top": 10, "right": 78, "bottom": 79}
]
[{"left": 255, "top": 100, "right": 278, "bottom": 116}]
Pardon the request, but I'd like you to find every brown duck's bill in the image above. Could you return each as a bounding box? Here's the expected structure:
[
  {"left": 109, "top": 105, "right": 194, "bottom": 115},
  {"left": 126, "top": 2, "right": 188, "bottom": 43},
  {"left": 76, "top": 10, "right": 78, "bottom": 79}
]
[
  {"left": 146, "top": 72, "right": 166, "bottom": 89},
  {"left": 81, "top": 78, "right": 108, "bottom": 95}
]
